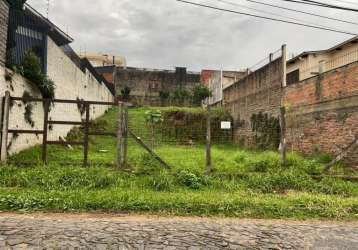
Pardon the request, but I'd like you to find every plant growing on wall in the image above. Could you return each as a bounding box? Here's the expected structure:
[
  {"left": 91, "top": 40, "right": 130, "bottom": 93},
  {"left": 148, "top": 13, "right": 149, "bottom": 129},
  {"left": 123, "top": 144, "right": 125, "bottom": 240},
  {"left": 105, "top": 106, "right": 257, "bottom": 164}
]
[
  {"left": 159, "top": 91, "right": 170, "bottom": 105},
  {"left": 172, "top": 88, "right": 191, "bottom": 105},
  {"left": 76, "top": 97, "right": 86, "bottom": 116},
  {"left": 21, "top": 51, "right": 55, "bottom": 100},
  {"left": 192, "top": 85, "right": 212, "bottom": 106},
  {"left": 145, "top": 110, "right": 163, "bottom": 149},
  {"left": 251, "top": 112, "right": 280, "bottom": 150},
  {"left": 22, "top": 91, "right": 35, "bottom": 127},
  {"left": 120, "top": 86, "right": 131, "bottom": 101},
  {"left": 24, "top": 104, "right": 35, "bottom": 127}
]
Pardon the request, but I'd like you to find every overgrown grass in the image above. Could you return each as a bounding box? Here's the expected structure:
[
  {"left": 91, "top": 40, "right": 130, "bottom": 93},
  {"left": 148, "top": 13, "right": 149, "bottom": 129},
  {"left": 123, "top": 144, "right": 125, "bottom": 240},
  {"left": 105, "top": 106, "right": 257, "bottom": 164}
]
[{"left": 2, "top": 107, "right": 358, "bottom": 220}]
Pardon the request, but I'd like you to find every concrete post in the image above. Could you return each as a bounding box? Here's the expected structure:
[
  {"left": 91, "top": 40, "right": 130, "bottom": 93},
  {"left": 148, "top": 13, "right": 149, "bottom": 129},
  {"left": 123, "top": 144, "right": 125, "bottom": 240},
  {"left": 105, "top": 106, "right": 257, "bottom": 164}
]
[{"left": 281, "top": 44, "right": 287, "bottom": 87}]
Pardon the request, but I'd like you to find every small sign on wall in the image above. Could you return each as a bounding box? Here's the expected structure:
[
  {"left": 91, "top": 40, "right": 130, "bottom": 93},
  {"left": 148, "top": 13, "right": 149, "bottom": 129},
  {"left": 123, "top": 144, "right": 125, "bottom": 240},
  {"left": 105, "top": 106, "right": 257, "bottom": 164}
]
[{"left": 221, "top": 121, "right": 231, "bottom": 130}]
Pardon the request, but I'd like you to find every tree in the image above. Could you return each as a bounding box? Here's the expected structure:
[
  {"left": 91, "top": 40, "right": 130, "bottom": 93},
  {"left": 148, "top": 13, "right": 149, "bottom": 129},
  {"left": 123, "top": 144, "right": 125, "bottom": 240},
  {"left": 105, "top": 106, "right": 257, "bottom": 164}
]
[
  {"left": 7, "top": 0, "right": 27, "bottom": 10},
  {"left": 145, "top": 110, "right": 163, "bottom": 149},
  {"left": 193, "top": 85, "right": 212, "bottom": 106}
]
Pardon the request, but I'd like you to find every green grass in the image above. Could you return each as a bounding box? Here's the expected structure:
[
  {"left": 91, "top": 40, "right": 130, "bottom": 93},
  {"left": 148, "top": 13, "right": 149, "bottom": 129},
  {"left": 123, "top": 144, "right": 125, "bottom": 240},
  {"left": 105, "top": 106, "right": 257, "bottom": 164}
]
[{"left": 1, "top": 107, "right": 357, "bottom": 220}]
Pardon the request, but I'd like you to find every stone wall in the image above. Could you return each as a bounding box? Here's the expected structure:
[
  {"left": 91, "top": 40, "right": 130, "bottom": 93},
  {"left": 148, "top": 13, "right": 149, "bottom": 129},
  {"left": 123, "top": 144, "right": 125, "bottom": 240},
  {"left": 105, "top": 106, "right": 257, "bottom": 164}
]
[
  {"left": 0, "top": 0, "right": 8, "bottom": 66},
  {"left": 1, "top": 36, "right": 114, "bottom": 154},
  {"left": 283, "top": 61, "right": 358, "bottom": 165},
  {"left": 223, "top": 57, "right": 284, "bottom": 147},
  {"left": 115, "top": 67, "right": 201, "bottom": 106}
]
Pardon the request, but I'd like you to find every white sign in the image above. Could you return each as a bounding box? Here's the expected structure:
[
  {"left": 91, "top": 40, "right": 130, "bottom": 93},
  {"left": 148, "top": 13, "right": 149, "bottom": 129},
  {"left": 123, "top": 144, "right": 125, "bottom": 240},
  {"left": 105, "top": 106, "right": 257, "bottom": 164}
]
[{"left": 221, "top": 121, "right": 231, "bottom": 130}]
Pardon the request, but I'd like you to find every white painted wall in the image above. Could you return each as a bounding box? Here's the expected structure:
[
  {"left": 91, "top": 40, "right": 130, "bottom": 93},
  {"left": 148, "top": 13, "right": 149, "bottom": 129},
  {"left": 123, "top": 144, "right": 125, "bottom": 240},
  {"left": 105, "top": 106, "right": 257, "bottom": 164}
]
[{"left": 0, "top": 36, "right": 114, "bottom": 155}]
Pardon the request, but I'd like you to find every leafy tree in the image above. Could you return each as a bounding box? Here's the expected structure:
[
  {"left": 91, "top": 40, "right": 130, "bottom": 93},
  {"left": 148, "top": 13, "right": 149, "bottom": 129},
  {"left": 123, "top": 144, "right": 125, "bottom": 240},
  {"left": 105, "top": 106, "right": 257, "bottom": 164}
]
[
  {"left": 172, "top": 88, "right": 191, "bottom": 105},
  {"left": 145, "top": 110, "right": 163, "bottom": 149},
  {"left": 193, "top": 85, "right": 212, "bottom": 106}
]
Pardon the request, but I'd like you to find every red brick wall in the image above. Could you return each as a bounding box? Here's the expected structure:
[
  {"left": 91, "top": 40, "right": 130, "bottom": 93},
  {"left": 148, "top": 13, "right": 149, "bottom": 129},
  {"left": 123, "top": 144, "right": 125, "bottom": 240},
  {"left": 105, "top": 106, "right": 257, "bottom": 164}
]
[
  {"left": 284, "top": 62, "right": 358, "bottom": 165},
  {"left": 223, "top": 57, "right": 284, "bottom": 146}
]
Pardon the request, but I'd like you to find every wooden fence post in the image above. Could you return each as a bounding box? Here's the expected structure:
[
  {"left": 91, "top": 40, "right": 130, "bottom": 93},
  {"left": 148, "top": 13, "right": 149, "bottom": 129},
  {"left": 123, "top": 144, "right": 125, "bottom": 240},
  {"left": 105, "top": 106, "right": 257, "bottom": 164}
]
[
  {"left": 83, "top": 102, "right": 90, "bottom": 167},
  {"left": 42, "top": 99, "right": 50, "bottom": 164},
  {"left": 123, "top": 104, "right": 128, "bottom": 166},
  {"left": 1, "top": 91, "right": 10, "bottom": 164},
  {"left": 279, "top": 107, "right": 287, "bottom": 165},
  {"left": 206, "top": 104, "right": 212, "bottom": 174},
  {"left": 117, "top": 102, "right": 128, "bottom": 168}
]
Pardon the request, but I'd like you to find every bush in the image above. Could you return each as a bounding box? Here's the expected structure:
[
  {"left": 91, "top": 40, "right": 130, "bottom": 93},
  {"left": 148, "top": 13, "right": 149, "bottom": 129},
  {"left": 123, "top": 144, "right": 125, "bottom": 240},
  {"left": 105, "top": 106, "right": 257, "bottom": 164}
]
[
  {"left": 22, "top": 51, "right": 55, "bottom": 99},
  {"left": 192, "top": 85, "right": 212, "bottom": 105},
  {"left": 176, "top": 170, "right": 210, "bottom": 189}
]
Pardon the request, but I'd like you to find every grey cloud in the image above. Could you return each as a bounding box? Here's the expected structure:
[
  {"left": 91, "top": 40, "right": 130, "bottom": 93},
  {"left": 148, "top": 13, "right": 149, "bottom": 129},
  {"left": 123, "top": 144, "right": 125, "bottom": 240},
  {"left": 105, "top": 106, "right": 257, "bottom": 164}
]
[{"left": 28, "top": 0, "right": 357, "bottom": 71}]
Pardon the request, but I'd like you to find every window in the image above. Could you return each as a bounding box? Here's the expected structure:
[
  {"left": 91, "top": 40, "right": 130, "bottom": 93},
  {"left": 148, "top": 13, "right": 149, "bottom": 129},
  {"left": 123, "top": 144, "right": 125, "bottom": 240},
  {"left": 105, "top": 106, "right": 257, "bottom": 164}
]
[{"left": 287, "top": 69, "right": 300, "bottom": 85}]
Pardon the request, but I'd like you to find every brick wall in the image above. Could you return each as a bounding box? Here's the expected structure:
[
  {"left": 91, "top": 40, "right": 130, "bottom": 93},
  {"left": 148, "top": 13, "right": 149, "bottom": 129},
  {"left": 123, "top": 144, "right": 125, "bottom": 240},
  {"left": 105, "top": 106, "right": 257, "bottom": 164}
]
[
  {"left": 0, "top": 0, "right": 9, "bottom": 66},
  {"left": 284, "top": 61, "right": 358, "bottom": 165},
  {"left": 115, "top": 67, "right": 201, "bottom": 106},
  {"left": 223, "top": 58, "right": 284, "bottom": 147}
]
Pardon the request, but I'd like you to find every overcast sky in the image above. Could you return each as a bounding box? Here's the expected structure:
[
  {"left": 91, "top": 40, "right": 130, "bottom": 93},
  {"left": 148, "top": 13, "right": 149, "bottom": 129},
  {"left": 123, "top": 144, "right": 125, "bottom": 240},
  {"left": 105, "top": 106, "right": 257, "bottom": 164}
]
[{"left": 27, "top": 0, "right": 357, "bottom": 71}]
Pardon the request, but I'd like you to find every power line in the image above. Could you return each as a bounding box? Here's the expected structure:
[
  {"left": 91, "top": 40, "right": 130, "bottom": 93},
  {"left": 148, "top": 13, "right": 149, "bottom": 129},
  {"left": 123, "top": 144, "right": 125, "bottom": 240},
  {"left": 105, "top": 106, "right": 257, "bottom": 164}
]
[
  {"left": 244, "top": 0, "right": 358, "bottom": 26},
  {"left": 212, "top": 0, "right": 354, "bottom": 30},
  {"left": 176, "top": 0, "right": 358, "bottom": 36},
  {"left": 330, "top": 0, "right": 358, "bottom": 6},
  {"left": 272, "top": 0, "right": 358, "bottom": 12}
]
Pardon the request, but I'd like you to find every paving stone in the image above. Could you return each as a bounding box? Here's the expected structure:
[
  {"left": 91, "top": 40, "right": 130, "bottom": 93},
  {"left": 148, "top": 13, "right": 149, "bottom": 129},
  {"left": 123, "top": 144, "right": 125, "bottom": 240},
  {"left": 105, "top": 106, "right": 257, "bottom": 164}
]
[{"left": 0, "top": 214, "right": 357, "bottom": 249}]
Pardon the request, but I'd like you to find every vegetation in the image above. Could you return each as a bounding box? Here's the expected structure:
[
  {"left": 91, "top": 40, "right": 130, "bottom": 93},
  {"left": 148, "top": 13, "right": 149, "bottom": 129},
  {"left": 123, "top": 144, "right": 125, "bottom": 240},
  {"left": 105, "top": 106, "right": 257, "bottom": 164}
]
[
  {"left": 192, "top": 85, "right": 212, "bottom": 105},
  {"left": 7, "top": 0, "right": 27, "bottom": 9},
  {"left": 144, "top": 110, "right": 163, "bottom": 148},
  {"left": 3, "top": 107, "right": 358, "bottom": 219},
  {"left": 120, "top": 86, "right": 131, "bottom": 101},
  {"left": 21, "top": 51, "right": 56, "bottom": 99}
]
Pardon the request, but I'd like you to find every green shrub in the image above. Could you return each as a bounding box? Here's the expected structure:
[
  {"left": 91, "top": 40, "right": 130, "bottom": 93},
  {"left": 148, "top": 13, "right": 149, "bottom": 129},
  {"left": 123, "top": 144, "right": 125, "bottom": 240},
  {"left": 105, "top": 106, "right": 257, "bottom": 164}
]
[
  {"left": 192, "top": 85, "right": 212, "bottom": 105},
  {"left": 176, "top": 170, "right": 210, "bottom": 190},
  {"left": 22, "top": 51, "right": 55, "bottom": 99}
]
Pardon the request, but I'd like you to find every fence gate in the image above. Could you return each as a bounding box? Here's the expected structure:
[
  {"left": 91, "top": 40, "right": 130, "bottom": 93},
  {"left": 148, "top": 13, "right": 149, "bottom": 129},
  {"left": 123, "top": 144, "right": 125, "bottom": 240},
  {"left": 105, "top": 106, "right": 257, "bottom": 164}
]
[
  {"left": 0, "top": 91, "right": 117, "bottom": 167},
  {"left": 120, "top": 104, "right": 234, "bottom": 172}
]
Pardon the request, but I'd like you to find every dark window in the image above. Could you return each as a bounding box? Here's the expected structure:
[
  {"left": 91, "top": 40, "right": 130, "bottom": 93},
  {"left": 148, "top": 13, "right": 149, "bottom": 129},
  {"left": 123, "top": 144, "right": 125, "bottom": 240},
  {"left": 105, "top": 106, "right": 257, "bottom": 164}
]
[{"left": 287, "top": 69, "right": 300, "bottom": 85}]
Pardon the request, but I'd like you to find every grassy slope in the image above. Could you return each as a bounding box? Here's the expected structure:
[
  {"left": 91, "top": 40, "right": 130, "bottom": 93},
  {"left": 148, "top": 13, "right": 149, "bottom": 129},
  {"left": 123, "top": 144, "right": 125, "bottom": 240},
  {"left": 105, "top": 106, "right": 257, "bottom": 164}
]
[{"left": 1, "top": 107, "right": 357, "bottom": 220}]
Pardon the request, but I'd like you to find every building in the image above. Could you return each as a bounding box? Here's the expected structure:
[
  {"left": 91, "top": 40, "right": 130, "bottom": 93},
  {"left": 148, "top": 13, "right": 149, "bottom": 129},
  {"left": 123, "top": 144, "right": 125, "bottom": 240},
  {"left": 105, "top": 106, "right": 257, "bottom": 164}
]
[
  {"left": 114, "top": 67, "right": 201, "bottom": 106},
  {"left": 78, "top": 53, "right": 126, "bottom": 67},
  {"left": 201, "top": 69, "right": 247, "bottom": 105},
  {"left": 0, "top": 1, "right": 114, "bottom": 154},
  {"left": 286, "top": 36, "right": 358, "bottom": 85}
]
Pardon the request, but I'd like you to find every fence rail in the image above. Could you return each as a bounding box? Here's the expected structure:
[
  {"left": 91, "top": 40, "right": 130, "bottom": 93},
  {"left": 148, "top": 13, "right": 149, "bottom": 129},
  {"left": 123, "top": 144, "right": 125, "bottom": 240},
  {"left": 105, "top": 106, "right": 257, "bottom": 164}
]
[{"left": 0, "top": 92, "right": 118, "bottom": 166}]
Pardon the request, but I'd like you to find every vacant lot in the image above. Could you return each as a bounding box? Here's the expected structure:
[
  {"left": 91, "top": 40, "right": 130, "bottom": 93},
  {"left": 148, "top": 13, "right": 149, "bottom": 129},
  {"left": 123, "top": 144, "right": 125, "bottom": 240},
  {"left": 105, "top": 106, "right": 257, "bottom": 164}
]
[{"left": 1, "top": 107, "right": 357, "bottom": 220}]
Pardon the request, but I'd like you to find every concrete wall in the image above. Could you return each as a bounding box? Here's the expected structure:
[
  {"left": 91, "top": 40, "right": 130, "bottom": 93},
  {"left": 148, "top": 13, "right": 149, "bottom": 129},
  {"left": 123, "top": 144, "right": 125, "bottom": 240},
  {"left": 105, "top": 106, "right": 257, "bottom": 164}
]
[
  {"left": 1, "top": 35, "right": 114, "bottom": 154},
  {"left": 201, "top": 70, "right": 247, "bottom": 105},
  {"left": 116, "top": 67, "right": 201, "bottom": 106},
  {"left": 284, "top": 61, "right": 358, "bottom": 165},
  {"left": 223, "top": 57, "right": 284, "bottom": 146}
]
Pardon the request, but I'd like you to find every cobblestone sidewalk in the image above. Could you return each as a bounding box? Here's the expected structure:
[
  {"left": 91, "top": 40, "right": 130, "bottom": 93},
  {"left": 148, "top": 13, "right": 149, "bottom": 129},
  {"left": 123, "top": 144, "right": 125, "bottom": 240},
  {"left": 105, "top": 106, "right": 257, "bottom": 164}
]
[{"left": 0, "top": 213, "right": 357, "bottom": 249}]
